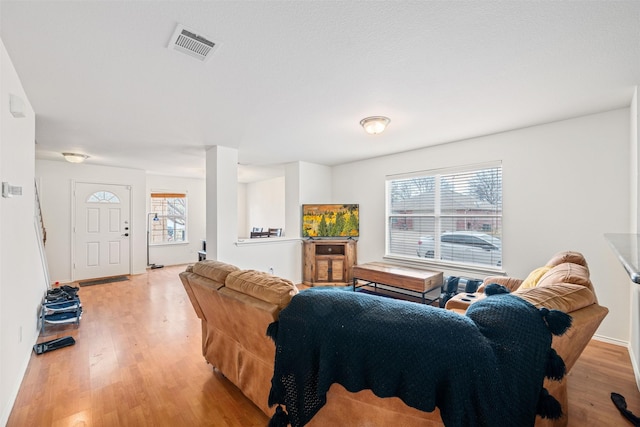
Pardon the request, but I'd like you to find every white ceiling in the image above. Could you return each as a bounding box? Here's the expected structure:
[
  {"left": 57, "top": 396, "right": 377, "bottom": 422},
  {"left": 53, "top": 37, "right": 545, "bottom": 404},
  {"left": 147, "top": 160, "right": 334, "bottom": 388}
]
[{"left": 1, "top": 1, "right": 639, "bottom": 182}]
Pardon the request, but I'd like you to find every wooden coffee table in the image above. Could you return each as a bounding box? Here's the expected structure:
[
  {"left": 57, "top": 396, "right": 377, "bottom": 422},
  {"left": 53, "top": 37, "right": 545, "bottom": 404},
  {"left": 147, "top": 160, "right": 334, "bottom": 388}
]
[{"left": 352, "top": 262, "right": 443, "bottom": 304}]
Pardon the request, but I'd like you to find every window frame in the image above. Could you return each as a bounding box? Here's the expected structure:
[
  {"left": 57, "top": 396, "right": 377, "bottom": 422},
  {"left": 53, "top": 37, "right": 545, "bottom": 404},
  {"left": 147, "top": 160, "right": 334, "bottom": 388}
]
[
  {"left": 86, "top": 191, "right": 120, "bottom": 203},
  {"left": 149, "top": 192, "right": 188, "bottom": 245},
  {"left": 385, "top": 162, "right": 503, "bottom": 272}
]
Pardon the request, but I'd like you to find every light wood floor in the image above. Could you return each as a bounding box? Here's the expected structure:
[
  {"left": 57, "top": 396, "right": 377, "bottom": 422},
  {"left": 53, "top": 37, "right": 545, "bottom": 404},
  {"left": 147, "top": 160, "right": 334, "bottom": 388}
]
[{"left": 7, "top": 265, "right": 640, "bottom": 426}]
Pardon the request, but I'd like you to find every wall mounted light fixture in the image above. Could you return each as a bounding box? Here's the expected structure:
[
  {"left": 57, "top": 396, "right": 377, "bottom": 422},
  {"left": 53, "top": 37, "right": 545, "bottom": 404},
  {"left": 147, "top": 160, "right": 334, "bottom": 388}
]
[{"left": 360, "top": 116, "right": 390, "bottom": 135}]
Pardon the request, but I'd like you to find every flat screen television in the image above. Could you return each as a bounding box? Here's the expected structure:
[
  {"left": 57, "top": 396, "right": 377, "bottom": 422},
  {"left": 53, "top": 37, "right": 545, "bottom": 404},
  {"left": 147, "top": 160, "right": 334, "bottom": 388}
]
[{"left": 302, "top": 204, "right": 359, "bottom": 238}]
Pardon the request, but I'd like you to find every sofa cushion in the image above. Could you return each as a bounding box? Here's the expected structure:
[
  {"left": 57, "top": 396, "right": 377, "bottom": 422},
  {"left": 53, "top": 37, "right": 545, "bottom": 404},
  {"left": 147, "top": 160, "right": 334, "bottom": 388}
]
[
  {"left": 515, "top": 283, "right": 595, "bottom": 313},
  {"left": 192, "top": 260, "right": 240, "bottom": 285},
  {"left": 545, "top": 251, "right": 589, "bottom": 270},
  {"left": 225, "top": 270, "right": 298, "bottom": 309},
  {"left": 520, "top": 266, "right": 552, "bottom": 289},
  {"left": 537, "top": 263, "right": 591, "bottom": 289}
]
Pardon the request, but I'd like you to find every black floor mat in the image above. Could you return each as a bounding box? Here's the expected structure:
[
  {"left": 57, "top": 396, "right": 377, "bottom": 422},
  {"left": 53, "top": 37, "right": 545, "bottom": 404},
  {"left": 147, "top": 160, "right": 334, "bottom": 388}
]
[{"left": 79, "top": 275, "right": 129, "bottom": 287}]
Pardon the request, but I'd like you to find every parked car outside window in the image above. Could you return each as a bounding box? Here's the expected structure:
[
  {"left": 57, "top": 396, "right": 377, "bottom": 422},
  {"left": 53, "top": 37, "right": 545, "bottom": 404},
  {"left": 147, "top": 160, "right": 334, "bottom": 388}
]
[{"left": 417, "top": 231, "right": 502, "bottom": 267}]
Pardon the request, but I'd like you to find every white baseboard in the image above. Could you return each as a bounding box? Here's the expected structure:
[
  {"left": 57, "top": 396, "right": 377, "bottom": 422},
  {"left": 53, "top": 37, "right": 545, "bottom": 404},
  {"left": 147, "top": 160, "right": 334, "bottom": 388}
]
[
  {"left": 592, "top": 334, "right": 640, "bottom": 392},
  {"left": 0, "top": 328, "right": 40, "bottom": 426},
  {"left": 629, "top": 345, "right": 640, "bottom": 392},
  {"left": 592, "top": 334, "right": 629, "bottom": 347}
]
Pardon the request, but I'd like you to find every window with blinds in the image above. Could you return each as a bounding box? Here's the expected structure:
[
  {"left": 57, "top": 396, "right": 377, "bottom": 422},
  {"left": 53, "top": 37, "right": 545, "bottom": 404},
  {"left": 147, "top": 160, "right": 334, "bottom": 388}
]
[
  {"left": 150, "top": 192, "right": 187, "bottom": 244},
  {"left": 386, "top": 163, "right": 502, "bottom": 268}
]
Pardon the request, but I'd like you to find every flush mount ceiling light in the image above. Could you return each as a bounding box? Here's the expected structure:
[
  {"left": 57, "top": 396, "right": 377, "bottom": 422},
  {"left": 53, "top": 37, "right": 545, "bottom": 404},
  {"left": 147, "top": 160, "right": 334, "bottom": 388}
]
[
  {"left": 360, "top": 116, "right": 390, "bottom": 135},
  {"left": 62, "top": 153, "right": 89, "bottom": 163}
]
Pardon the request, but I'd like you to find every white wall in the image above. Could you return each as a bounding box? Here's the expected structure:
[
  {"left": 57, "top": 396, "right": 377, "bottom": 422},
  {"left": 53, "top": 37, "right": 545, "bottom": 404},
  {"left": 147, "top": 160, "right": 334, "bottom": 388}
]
[
  {"left": 630, "top": 87, "right": 640, "bottom": 389},
  {"left": 34, "top": 163, "right": 204, "bottom": 281},
  {"left": 333, "top": 109, "right": 630, "bottom": 343},
  {"left": 632, "top": 87, "right": 639, "bottom": 235},
  {"left": 35, "top": 160, "right": 147, "bottom": 281},
  {"left": 0, "top": 39, "right": 46, "bottom": 426},
  {"left": 146, "top": 174, "right": 206, "bottom": 267},
  {"left": 284, "top": 161, "right": 333, "bottom": 240},
  {"left": 208, "top": 153, "right": 333, "bottom": 282},
  {"left": 299, "top": 161, "right": 333, "bottom": 204},
  {"left": 238, "top": 183, "right": 247, "bottom": 238},
  {"left": 245, "top": 176, "right": 285, "bottom": 237}
]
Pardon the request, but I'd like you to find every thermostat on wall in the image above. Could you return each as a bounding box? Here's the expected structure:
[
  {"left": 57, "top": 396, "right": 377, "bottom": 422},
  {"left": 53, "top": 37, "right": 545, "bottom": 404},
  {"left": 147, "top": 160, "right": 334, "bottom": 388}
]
[{"left": 2, "top": 182, "right": 23, "bottom": 198}]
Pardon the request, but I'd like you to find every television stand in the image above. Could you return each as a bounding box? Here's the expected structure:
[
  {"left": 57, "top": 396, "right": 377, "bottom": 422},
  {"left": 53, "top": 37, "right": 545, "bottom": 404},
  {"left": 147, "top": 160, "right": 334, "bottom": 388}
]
[{"left": 303, "top": 240, "right": 357, "bottom": 286}]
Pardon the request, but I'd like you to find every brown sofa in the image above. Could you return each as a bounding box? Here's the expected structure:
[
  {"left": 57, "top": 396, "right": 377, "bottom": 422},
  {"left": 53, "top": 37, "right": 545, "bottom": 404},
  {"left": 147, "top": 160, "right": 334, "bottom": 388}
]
[
  {"left": 179, "top": 251, "right": 608, "bottom": 427},
  {"left": 445, "top": 251, "right": 609, "bottom": 427}
]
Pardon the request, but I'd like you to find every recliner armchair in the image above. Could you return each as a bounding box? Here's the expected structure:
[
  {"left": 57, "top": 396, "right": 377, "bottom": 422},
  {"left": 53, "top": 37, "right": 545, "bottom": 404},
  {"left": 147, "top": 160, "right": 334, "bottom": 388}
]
[{"left": 445, "top": 251, "right": 609, "bottom": 427}]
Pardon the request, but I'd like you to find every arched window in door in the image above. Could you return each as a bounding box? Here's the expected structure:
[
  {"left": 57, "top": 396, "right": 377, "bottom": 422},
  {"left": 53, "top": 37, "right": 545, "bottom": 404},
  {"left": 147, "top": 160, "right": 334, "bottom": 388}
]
[{"left": 87, "top": 191, "right": 120, "bottom": 203}]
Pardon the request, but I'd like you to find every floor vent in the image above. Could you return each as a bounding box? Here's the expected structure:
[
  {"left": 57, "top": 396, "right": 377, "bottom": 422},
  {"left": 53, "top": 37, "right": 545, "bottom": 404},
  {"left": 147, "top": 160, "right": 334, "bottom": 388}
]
[{"left": 168, "top": 24, "right": 219, "bottom": 62}]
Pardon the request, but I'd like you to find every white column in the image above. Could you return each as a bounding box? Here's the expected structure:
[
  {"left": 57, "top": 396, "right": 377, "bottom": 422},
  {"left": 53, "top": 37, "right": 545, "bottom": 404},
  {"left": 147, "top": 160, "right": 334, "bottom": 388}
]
[
  {"left": 205, "top": 146, "right": 238, "bottom": 261},
  {"left": 284, "top": 162, "right": 301, "bottom": 239}
]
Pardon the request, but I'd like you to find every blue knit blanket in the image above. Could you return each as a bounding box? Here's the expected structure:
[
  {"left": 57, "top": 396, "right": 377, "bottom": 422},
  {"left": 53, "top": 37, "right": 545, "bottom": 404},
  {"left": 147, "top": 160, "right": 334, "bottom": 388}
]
[{"left": 267, "top": 286, "right": 569, "bottom": 427}]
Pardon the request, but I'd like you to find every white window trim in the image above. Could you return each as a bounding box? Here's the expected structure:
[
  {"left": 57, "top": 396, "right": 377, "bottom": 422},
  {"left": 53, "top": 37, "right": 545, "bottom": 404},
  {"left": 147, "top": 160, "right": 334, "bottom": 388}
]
[
  {"left": 149, "top": 191, "right": 188, "bottom": 245},
  {"left": 385, "top": 161, "right": 503, "bottom": 273}
]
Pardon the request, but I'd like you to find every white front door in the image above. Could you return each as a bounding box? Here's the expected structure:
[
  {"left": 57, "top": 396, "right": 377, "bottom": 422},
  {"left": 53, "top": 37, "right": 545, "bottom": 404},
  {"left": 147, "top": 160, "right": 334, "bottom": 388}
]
[{"left": 73, "top": 182, "right": 131, "bottom": 281}]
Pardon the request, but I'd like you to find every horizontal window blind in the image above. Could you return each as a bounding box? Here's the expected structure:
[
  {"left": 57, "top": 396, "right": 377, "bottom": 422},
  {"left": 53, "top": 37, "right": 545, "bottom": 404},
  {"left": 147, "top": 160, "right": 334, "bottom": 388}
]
[
  {"left": 386, "top": 163, "right": 502, "bottom": 268},
  {"left": 151, "top": 192, "right": 186, "bottom": 198}
]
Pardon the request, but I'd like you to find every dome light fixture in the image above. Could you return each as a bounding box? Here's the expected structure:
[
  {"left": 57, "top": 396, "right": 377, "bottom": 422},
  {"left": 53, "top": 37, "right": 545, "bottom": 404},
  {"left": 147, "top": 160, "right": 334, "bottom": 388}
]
[
  {"left": 360, "top": 116, "right": 390, "bottom": 135},
  {"left": 62, "top": 152, "right": 90, "bottom": 163}
]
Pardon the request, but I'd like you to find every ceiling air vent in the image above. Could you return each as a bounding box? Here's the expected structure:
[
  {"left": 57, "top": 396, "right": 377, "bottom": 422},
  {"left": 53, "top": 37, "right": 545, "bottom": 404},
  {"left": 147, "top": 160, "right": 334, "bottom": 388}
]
[{"left": 168, "top": 24, "right": 219, "bottom": 62}]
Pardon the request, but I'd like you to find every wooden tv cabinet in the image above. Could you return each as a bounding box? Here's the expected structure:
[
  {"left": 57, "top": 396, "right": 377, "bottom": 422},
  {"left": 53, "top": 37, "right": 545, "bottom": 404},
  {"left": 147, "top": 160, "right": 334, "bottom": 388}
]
[{"left": 303, "top": 239, "right": 357, "bottom": 286}]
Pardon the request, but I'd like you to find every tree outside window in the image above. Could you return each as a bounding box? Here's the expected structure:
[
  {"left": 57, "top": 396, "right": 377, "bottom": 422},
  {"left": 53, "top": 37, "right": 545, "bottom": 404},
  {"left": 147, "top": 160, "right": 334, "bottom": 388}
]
[{"left": 150, "top": 193, "right": 187, "bottom": 244}]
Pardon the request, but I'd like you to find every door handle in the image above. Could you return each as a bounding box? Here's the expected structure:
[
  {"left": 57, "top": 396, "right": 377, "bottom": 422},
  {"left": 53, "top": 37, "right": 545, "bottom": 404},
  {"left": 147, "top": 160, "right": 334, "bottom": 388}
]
[{"left": 122, "top": 233, "right": 129, "bottom": 237}]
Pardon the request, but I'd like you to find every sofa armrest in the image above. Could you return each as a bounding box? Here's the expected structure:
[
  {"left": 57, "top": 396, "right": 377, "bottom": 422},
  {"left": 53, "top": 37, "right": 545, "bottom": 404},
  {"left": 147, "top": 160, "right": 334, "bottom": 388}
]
[
  {"left": 550, "top": 303, "right": 608, "bottom": 371},
  {"left": 179, "top": 271, "right": 205, "bottom": 320},
  {"left": 477, "top": 276, "right": 523, "bottom": 293},
  {"left": 444, "top": 292, "right": 487, "bottom": 313}
]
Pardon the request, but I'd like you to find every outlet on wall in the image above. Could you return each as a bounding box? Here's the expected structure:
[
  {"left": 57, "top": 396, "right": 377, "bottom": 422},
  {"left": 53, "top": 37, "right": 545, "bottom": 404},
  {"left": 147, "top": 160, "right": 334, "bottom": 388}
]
[{"left": 269, "top": 267, "right": 274, "bottom": 275}]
